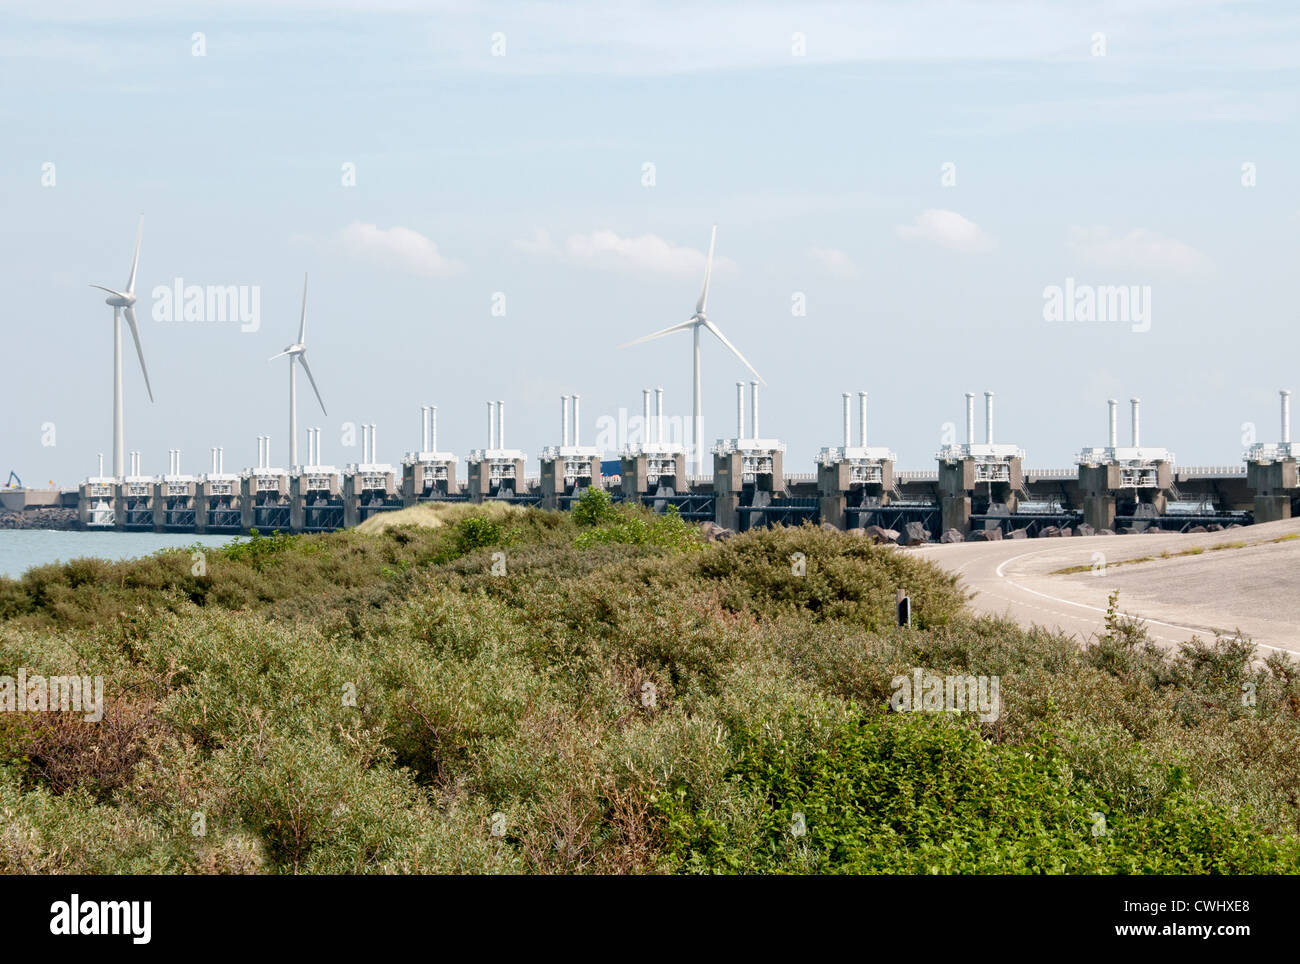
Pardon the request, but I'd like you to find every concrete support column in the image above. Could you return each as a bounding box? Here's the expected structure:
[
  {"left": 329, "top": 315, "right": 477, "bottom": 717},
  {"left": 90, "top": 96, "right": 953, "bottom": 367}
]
[
  {"left": 401, "top": 463, "right": 419, "bottom": 507},
  {"left": 941, "top": 496, "right": 972, "bottom": 535},
  {"left": 1247, "top": 458, "right": 1298, "bottom": 523},
  {"left": 1147, "top": 489, "right": 1169, "bottom": 516},
  {"left": 290, "top": 477, "right": 306, "bottom": 533},
  {"left": 938, "top": 459, "right": 976, "bottom": 535},
  {"left": 152, "top": 484, "right": 165, "bottom": 532},
  {"left": 715, "top": 494, "right": 740, "bottom": 531},
  {"left": 1078, "top": 464, "right": 1117, "bottom": 532},
  {"left": 817, "top": 462, "right": 848, "bottom": 530},
  {"left": 1254, "top": 495, "right": 1292, "bottom": 523},
  {"left": 713, "top": 450, "right": 742, "bottom": 531},
  {"left": 620, "top": 455, "right": 647, "bottom": 500},
  {"left": 77, "top": 485, "right": 91, "bottom": 529},
  {"left": 540, "top": 459, "right": 561, "bottom": 511},
  {"left": 239, "top": 478, "right": 255, "bottom": 533},
  {"left": 467, "top": 462, "right": 487, "bottom": 503},
  {"left": 343, "top": 474, "right": 362, "bottom": 527},
  {"left": 1083, "top": 496, "right": 1117, "bottom": 532}
]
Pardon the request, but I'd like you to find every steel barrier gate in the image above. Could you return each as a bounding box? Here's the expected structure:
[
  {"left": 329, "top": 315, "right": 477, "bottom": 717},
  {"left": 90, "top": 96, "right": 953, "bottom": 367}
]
[
  {"left": 737, "top": 498, "right": 820, "bottom": 530},
  {"left": 303, "top": 505, "right": 345, "bottom": 531},
  {"left": 207, "top": 508, "right": 242, "bottom": 531},
  {"left": 123, "top": 507, "right": 154, "bottom": 529},
  {"left": 641, "top": 493, "right": 716, "bottom": 520},
  {"left": 162, "top": 509, "right": 197, "bottom": 529},
  {"left": 253, "top": 505, "right": 291, "bottom": 531}
]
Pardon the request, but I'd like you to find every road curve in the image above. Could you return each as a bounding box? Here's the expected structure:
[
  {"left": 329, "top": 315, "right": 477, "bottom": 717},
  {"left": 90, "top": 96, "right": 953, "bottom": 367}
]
[{"left": 912, "top": 518, "right": 1300, "bottom": 656}]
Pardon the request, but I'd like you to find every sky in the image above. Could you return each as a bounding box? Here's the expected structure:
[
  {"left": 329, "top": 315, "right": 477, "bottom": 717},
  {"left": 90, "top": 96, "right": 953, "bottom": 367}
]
[{"left": 2, "top": 0, "right": 1298, "bottom": 485}]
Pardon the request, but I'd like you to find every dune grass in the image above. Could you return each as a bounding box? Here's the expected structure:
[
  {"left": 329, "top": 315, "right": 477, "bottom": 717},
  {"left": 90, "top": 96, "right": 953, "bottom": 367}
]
[{"left": 1052, "top": 531, "right": 1298, "bottom": 575}]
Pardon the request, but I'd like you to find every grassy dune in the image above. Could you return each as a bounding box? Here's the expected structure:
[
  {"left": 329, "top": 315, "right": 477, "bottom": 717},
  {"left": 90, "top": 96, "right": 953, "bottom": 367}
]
[
  {"left": 1, "top": 491, "right": 1298, "bottom": 874},
  {"left": 354, "top": 500, "right": 528, "bottom": 534}
]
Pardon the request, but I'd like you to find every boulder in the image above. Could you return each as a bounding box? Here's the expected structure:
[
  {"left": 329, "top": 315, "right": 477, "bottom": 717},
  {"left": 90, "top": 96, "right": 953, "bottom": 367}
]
[
  {"left": 0, "top": 507, "right": 78, "bottom": 531},
  {"left": 863, "top": 525, "right": 901, "bottom": 545},
  {"left": 1006, "top": 528, "right": 1029, "bottom": 539},
  {"left": 1039, "top": 526, "right": 1062, "bottom": 538},
  {"left": 1074, "top": 523, "right": 1095, "bottom": 537},
  {"left": 821, "top": 522, "right": 840, "bottom": 533},
  {"left": 939, "top": 528, "right": 964, "bottom": 543},
  {"left": 1205, "top": 523, "right": 1224, "bottom": 532},
  {"left": 1186, "top": 525, "right": 1207, "bottom": 533},
  {"left": 968, "top": 528, "right": 1003, "bottom": 542},
  {"left": 699, "top": 522, "right": 735, "bottom": 543},
  {"left": 1096, "top": 528, "right": 1115, "bottom": 536},
  {"left": 898, "top": 521, "right": 931, "bottom": 546}
]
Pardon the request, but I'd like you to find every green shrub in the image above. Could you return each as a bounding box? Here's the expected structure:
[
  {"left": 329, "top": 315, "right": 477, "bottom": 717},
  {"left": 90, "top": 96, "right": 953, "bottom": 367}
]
[
  {"left": 695, "top": 523, "right": 965, "bottom": 630},
  {"left": 454, "top": 515, "right": 504, "bottom": 556},
  {"left": 656, "top": 711, "right": 1299, "bottom": 874},
  {"left": 572, "top": 486, "right": 620, "bottom": 527},
  {"left": 2, "top": 504, "right": 1299, "bottom": 874},
  {"left": 574, "top": 504, "right": 701, "bottom": 553}
]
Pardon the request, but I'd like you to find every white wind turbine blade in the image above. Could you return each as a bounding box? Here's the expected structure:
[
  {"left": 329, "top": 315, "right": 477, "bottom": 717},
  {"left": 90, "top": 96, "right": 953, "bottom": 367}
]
[
  {"left": 268, "top": 350, "right": 290, "bottom": 362},
  {"left": 297, "top": 353, "right": 327, "bottom": 415},
  {"left": 89, "top": 284, "right": 129, "bottom": 299},
  {"left": 125, "top": 215, "right": 143, "bottom": 294},
  {"left": 123, "top": 305, "right": 154, "bottom": 401},
  {"left": 620, "top": 319, "right": 698, "bottom": 348},
  {"left": 297, "top": 273, "right": 309, "bottom": 344},
  {"left": 703, "top": 318, "right": 764, "bottom": 385},
  {"left": 695, "top": 225, "right": 717, "bottom": 316}
]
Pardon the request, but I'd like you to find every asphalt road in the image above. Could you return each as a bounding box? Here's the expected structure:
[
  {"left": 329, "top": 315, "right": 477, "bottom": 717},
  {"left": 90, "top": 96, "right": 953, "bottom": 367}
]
[{"left": 913, "top": 518, "right": 1300, "bottom": 656}]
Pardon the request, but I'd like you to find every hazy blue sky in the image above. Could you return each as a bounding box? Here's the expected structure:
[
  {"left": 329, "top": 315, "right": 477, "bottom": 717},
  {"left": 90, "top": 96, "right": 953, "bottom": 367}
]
[{"left": 3, "top": 0, "right": 1298, "bottom": 484}]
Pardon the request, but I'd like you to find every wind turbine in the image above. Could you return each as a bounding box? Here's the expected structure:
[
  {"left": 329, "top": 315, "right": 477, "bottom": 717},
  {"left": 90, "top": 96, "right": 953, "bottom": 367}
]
[
  {"left": 621, "top": 226, "right": 763, "bottom": 476},
  {"left": 90, "top": 214, "right": 153, "bottom": 479},
  {"left": 268, "top": 274, "right": 327, "bottom": 470}
]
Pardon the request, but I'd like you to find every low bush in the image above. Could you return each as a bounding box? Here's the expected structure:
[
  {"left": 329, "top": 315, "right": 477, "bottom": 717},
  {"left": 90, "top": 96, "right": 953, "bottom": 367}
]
[{"left": 1, "top": 509, "right": 1297, "bottom": 873}]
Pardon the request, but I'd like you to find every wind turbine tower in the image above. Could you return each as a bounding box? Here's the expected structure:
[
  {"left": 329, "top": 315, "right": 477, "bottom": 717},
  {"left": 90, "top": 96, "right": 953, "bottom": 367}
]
[
  {"left": 622, "top": 226, "right": 764, "bottom": 476},
  {"left": 89, "top": 215, "right": 153, "bottom": 478},
  {"left": 268, "top": 274, "right": 328, "bottom": 471}
]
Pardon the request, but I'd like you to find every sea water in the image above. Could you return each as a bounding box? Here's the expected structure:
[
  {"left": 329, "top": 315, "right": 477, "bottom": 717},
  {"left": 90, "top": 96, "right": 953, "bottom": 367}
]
[{"left": 0, "top": 530, "right": 242, "bottom": 579}]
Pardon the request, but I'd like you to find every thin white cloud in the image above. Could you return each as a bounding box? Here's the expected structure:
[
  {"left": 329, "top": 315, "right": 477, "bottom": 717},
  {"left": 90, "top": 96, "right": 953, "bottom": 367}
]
[
  {"left": 419, "top": 1, "right": 1300, "bottom": 75},
  {"left": 1067, "top": 227, "right": 1213, "bottom": 275},
  {"left": 336, "top": 222, "right": 462, "bottom": 278},
  {"left": 6, "top": 2, "right": 1300, "bottom": 76},
  {"left": 808, "top": 247, "right": 860, "bottom": 278},
  {"left": 513, "top": 228, "right": 559, "bottom": 258},
  {"left": 896, "top": 209, "right": 996, "bottom": 253},
  {"left": 516, "top": 228, "right": 734, "bottom": 276}
]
